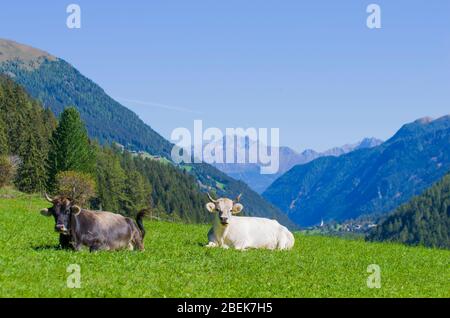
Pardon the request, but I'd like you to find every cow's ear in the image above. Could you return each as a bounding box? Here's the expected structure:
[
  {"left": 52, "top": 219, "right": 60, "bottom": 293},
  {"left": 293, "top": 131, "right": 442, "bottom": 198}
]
[
  {"left": 71, "top": 205, "right": 81, "bottom": 216},
  {"left": 40, "top": 208, "right": 52, "bottom": 217},
  {"left": 206, "top": 202, "right": 216, "bottom": 213},
  {"left": 232, "top": 203, "right": 243, "bottom": 214}
]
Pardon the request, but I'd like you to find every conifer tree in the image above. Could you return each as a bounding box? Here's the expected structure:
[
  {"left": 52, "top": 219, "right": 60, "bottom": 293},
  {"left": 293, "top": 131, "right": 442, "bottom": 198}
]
[
  {"left": 42, "top": 107, "right": 58, "bottom": 134},
  {"left": 15, "top": 133, "right": 47, "bottom": 193},
  {"left": 0, "top": 116, "right": 8, "bottom": 155},
  {"left": 0, "top": 155, "right": 14, "bottom": 188},
  {"left": 47, "top": 107, "right": 94, "bottom": 190},
  {"left": 367, "top": 173, "right": 450, "bottom": 248},
  {"left": 123, "top": 170, "right": 152, "bottom": 216},
  {"left": 95, "top": 148, "right": 127, "bottom": 213}
]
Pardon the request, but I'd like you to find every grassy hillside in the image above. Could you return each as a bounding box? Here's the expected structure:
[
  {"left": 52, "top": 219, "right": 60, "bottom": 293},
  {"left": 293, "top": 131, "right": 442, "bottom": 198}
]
[{"left": 0, "top": 191, "right": 448, "bottom": 298}]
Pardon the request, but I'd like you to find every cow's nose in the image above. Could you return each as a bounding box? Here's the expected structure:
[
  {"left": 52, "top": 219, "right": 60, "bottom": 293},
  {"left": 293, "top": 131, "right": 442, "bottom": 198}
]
[
  {"left": 55, "top": 224, "right": 66, "bottom": 232},
  {"left": 220, "top": 217, "right": 228, "bottom": 224}
]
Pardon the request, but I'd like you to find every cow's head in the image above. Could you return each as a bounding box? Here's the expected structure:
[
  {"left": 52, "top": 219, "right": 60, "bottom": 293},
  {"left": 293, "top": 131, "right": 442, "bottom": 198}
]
[
  {"left": 40, "top": 193, "right": 81, "bottom": 235},
  {"left": 206, "top": 193, "right": 243, "bottom": 226}
]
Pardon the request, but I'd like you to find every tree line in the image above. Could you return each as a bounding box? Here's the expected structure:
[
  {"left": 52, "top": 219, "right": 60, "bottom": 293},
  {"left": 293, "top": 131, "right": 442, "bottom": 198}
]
[
  {"left": 0, "top": 75, "right": 209, "bottom": 222},
  {"left": 367, "top": 173, "right": 450, "bottom": 249}
]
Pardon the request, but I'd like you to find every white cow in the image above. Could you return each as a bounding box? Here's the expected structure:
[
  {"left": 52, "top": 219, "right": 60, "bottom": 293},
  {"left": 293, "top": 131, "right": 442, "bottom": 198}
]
[{"left": 205, "top": 194, "right": 295, "bottom": 250}]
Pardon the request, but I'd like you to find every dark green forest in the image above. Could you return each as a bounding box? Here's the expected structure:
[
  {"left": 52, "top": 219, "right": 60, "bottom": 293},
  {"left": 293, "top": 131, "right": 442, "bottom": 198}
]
[
  {"left": 367, "top": 173, "right": 450, "bottom": 249},
  {"left": 0, "top": 75, "right": 55, "bottom": 193},
  {"left": 0, "top": 75, "right": 209, "bottom": 222}
]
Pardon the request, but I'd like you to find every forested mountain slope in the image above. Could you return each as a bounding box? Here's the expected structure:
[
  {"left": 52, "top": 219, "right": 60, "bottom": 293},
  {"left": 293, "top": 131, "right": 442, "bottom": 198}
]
[{"left": 367, "top": 173, "right": 450, "bottom": 249}]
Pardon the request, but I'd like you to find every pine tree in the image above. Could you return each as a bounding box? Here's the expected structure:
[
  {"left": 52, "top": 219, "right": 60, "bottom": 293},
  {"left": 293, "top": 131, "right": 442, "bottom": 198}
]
[
  {"left": 95, "top": 148, "right": 127, "bottom": 213},
  {"left": 0, "top": 78, "right": 27, "bottom": 154},
  {"left": 15, "top": 133, "right": 47, "bottom": 193},
  {"left": 122, "top": 170, "right": 152, "bottom": 216},
  {"left": 0, "top": 155, "right": 14, "bottom": 188},
  {"left": 42, "top": 107, "right": 58, "bottom": 135},
  {"left": 0, "top": 116, "right": 8, "bottom": 155},
  {"left": 367, "top": 173, "right": 450, "bottom": 248},
  {"left": 47, "top": 107, "right": 94, "bottom": 190}
]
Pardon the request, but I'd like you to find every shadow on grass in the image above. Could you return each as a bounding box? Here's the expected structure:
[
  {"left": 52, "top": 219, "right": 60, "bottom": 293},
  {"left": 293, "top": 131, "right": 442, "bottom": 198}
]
[{"left": 32, "top": 244, "right": 63, "bottom": 251}]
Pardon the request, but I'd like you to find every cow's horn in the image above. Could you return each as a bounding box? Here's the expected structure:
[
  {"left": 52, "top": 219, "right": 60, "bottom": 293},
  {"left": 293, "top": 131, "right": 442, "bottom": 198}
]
[
  {"left": 236, "top": 194, "right": 242, "bottom": 202},
  {"left": 207, "top": 193, "right": 218, "bottom": 203},
  {"left": 44, "top": 193, "right": 53, "bottom": 203}
]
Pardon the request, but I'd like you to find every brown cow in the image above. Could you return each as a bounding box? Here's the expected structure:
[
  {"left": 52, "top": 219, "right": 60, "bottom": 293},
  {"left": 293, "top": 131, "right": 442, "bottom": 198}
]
[{"left": 40, "top": 194, "right": 146, "bottom": 252}]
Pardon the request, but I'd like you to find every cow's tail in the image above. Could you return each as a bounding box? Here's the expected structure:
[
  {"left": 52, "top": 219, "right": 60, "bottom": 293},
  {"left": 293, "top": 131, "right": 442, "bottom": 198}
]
[{"left": 136, "top": 209, "right": 147, "bottom": 239}]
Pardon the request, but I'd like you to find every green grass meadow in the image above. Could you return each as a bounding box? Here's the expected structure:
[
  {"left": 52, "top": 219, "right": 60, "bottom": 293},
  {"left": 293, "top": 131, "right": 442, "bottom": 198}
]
[{"left": 0, "top": 190, "right": 449, "bottom": 298}]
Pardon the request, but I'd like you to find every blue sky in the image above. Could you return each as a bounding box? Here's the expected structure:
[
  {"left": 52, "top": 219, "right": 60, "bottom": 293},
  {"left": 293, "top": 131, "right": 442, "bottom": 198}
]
[{"left": 1, "top": 0, "right": 449, "bottom": 151}]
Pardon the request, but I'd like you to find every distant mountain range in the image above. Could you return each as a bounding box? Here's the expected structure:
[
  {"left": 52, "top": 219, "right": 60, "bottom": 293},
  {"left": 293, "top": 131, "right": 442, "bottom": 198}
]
[
  {"left": 263, "top": 116, "right": 450, "bottom": 226},
  {"left": 0, "top": 38, "right": 293, "bottom": 228},
  {"left": 210, "top": 136, "right": 382, "bottom": 193}
]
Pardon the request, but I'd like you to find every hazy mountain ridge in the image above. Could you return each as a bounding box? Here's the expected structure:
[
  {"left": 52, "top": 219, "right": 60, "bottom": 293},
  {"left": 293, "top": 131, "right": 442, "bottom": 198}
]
[
  {"left": 321, "top": 137, "right": 383, "bottom": 157},
  {"left": 263, "top": 116, "right": 450, "bottom": 226},
  {"left": 210, "top": 136, "right": 382, "bottom": 193}
]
